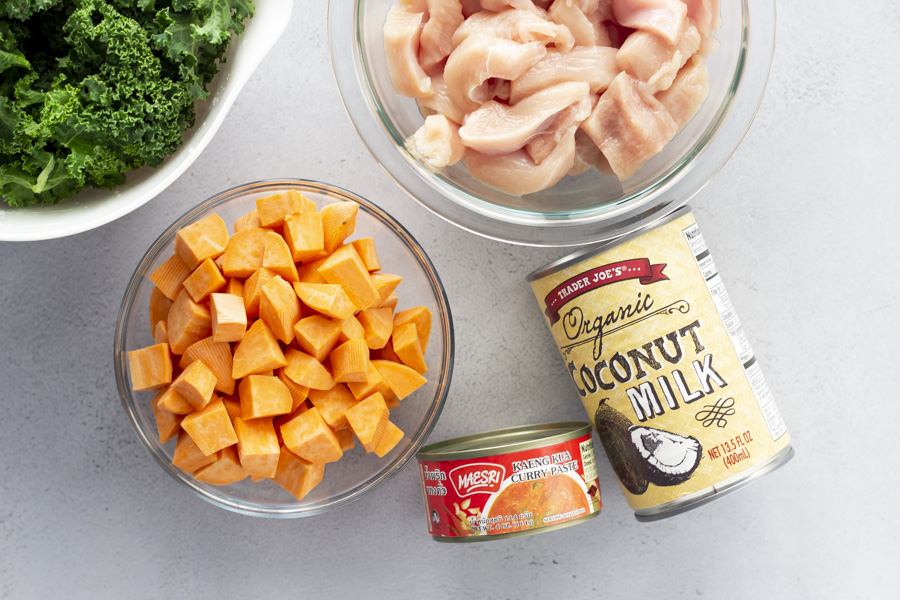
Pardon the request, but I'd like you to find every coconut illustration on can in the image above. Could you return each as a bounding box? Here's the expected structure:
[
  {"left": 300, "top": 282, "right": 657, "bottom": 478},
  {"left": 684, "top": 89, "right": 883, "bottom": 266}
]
[{"left": 528, "top": 207, "right": 794, "bottom": 521}]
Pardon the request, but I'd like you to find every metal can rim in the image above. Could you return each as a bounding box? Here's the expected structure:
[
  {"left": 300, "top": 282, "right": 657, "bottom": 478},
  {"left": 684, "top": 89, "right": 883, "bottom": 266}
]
[
  {"left": 416, "top": 422, "right": 592, "bottom": 462},
  {"left": 525, "top": 205, "right": 692, "bottom": 282}
]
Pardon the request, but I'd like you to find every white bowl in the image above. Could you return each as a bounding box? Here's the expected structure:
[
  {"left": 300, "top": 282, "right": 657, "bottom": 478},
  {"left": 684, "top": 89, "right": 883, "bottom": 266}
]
[{"left": 0, "top": 0, "right": 293, "bottom": 242}]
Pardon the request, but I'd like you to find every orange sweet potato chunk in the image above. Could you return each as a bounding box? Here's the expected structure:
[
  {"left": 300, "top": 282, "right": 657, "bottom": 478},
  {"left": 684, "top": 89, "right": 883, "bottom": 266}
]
[
  {"left": 344, "top": 392, "right": 389, "bottom": 453},
  {"left": 128, "top": 343, "right": 173, "bottom": 391},
  {"left": 330, "top": 339, "right": 369, "bottom": 383},
  {"left": 150, "top": 253, "right": 192, "bottom": 302},
  {"left": 225, "top": 277, "right": 244, "bottom": 297},
  {"left": 153, "top": 321, "right": 169, "bottom": 344},
  {"left": 374, "top": 421, "right": 404, "bottom": 458},
  {"left": 173, "top": 431, "right": 217, "bottom": 474},
  {"left": 182, "top": 258, "right": 227, "bottom": 303},
  {"left": 223, "top": 397, "right": 243, "bottom": 422},
  {"left": 243, "top": 267, "right": 277, "bottom": 319},
  {"left": 277, "top": 370, "right": 310, "bottom": 412},
  {"left": 358, "top": 307, "right": 393, "bottom": 350},
  {"left": 210, "top": 293, "right": 247, "bottom": 344},
  {"left": 233, "top": 209, "right": 261, "bottom": 233},
  {"left": 296, "top": 256, "right": 328, "bottom": 284},
  {"left": 167, "top": 289, "right": 212, "bottom": 355},
  {"left": 171, "top": 360, "right": 217, "bottom": 410},
  {"left": 260, "top": 276, "right": 301, "bottom": 345},
  {"left": 318, "top": 245, "right": 380, "bottom": 310},
  {"left": 371, "top": 360, "right": 427, "bottom": 400},
  {"left": 221, "top": 228, "right": 269, "bottom": 279},
  {"left": 262, "top": 231, "right": 300, "bottom": 282},
  {"left": 346, "top": 360, "right": 393, "bottom": 401},
  {"left": 393, "top": 306, "right": 432, "bottom": 353},
  {"left": 193, "top": 445, "right": 247, "bottom": 486},
  {"left": 151, "top": 390, "right": 183, "bottom": 444},
  {"left": 181, "top": 397, "right": 239, "bottom": 456},
  {"left": 239, "top": 375, "right": 292, "bottom": 420},
  {"left": 174, "top": 213, "right": 229, "bottom": 270},
  {"left": 283, "top": 212, "right": 325, "bottom": 262},
  {"left": 379, "top": 292, "right": 399, "bottom": 311},
  {"left": 392, "top": 322, "right": 428, "bottom": 374},
  {"left": 334, "top": 427, "right": 355, "bottom": 452},
  {"left": 233, "top": 417, "right": 280, "bottom": 479},
  {"left": 293, "top": 282, "right": 355, "bottom": 320},
  {"left": 351, "top": 238, "right": 381, "bottom": 271},
  {"left": 370, "top": 273, "right": 403, "bottom": 306},
  {"left": 308, "top": 383, "right": 358, "bottom": 430},
  {"left": 149, "top": 286, "right": 173, "bottom": 330},
  {"left": 338, "top": 314, "right": 365, "bottom": 343},
  {"left": 256, "top": 190, "right": 313, "bottom": 228},
  {"left": 157, "top": 386, "right": 195, "bottom": 415},
  {"left": 232, "top": 319, "right": 288, "bottom": 379},
  {"left": 280, "top": 407, "right": 343, "bottom": 464},
  {"left": 294, "top": 315, "right": 342, "bottom": 363},
  {"left": 283, "top": 348, "right": 335, "bottom": 391},
  {"left": 273, "top": 447, "right": 325, "bottom": 501},
  {"left": 320, "top": 201, "right": 358, "bottom": 255},
  {"left": 180, "top": 336, "right": 236, "bottom": 396}
]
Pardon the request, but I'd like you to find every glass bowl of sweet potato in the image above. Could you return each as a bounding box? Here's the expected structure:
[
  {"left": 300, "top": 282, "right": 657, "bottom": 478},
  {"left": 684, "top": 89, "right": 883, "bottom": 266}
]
[
  {"left": 329, "top": 0, "right": 776, "bottom": 246},
  {"left": 114, "top": 179, "right": 454, "bottom": 517}
]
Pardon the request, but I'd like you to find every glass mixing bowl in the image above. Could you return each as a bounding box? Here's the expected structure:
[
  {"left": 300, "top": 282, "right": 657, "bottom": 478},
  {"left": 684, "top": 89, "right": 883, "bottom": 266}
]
[
  {"left": 114, "top": 180, "right": 454, "bottom": 517},
  {"left": 329, "top": 0, "right": 775, "bottom": 246}
]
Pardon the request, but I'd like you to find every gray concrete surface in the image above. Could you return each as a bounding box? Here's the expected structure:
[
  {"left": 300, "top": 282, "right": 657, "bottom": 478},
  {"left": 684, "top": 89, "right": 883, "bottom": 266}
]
[{"left": 2, "top": 2, "right": 898, "bottom": 598}]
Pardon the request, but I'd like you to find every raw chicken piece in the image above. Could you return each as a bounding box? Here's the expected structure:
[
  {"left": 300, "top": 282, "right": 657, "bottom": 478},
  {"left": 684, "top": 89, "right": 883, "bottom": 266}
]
[
  {"left": 384, "top": 6, "right": 434, "bottom": 98},
  {"left": 420, "top": 0, "right": 465, "bottom": 71},
  {"left": 548, "top": 0, "right": 611, "bottom": 47},
  {"left": 417, "top": 74, "right": 469, "bottom": 124},
  {"left": 400, "top": 0, "right": 429, "bottom": 10},
  {"left": 451, "top": 9, "right": 574, "bottom": 52},
  {"left": 525, "top": 100, "right": 591, "bottom": 164},
  {"left": 697, "top": 33, "right": 719, "bottom": 57},
  {"left": 444, "top": 32, "right": 546, "bottom": 112},
  {"left": 509, "top": 46, "right": 618, "bottom": 103},
  {"left": 459, "top": 81, "right": 590, "bottom": 154},
  {"left": 461, "top": 0, "right": 482, "bottom": 16},
  {"left": 611, "top": 0, "right": 686, "bottom": 44},
  {"left": 569, "top": 128, "right": 606, "bottom": 175},
  {"left": 656, "top": 54, "right": 708, "bottom": 130},
  {"left": 408, "top": 114, "right": 467, "bottom": 167},
  {"left": 481, "top": 0, "right": 542, "bottom": 12},
  {"left": 465, "top": 124, "right": 578, "bottom": 195},
  {"left": 682, "top": 0, "right": 720, "bottom": 36},
  {"left": 616, "top": 22, "right": 700, "bottom": 92},
  {"left": 580, "top": 71, "right": 677, "bottom": 179}
]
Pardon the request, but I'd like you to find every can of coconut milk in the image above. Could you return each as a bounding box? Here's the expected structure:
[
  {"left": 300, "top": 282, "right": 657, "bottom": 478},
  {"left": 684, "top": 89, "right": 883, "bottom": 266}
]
[
  {"left": 527, "top": 207, "right": 793, "bottom": 521},
  {"left": 416, "top": 422, "right": 602, "bottom": 541}
]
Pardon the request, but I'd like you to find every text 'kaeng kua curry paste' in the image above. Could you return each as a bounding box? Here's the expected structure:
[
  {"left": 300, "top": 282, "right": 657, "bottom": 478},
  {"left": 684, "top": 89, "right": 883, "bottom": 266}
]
[
  {"left": 528, "top": 207, "right": 793, "bottom": 521},
  {"left": 416, "top": 423, "right": 601, "bottom": 542}
]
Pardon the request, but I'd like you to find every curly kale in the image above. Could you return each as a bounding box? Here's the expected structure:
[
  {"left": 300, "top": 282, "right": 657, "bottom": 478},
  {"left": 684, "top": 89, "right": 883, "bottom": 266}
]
[{"left": 0, "top": 0, "right": 253, "bottom": 207}]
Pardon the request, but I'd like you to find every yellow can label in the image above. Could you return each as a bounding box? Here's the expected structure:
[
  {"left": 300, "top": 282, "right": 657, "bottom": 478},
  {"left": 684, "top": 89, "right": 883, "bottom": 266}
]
[{"left": 529, "top": 211, "right": 790, "bottom": 511}]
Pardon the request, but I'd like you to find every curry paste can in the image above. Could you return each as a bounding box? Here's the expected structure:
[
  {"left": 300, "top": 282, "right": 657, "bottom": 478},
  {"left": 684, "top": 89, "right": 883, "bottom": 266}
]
[
  {"left": 416, "top": 422, "right": 601, "bottom": 542},
  {"left": 527, "top": 207, "right": 793, "bottom": 521}
]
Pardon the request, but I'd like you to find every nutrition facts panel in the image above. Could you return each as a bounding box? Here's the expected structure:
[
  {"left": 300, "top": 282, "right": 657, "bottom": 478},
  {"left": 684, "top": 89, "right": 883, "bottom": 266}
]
[{"left": 682, "top": 223, "right": 788, "bottom": 441}]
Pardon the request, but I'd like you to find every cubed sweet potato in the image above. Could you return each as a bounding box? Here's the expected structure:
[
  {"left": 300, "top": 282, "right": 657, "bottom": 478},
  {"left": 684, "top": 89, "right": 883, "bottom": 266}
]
[
  {"left": 280, "top": 407, "right": 343, "bottom": 464},
  {"left": 232, "top": 319, "right": 288, "bottom": 379},
  {"left": 181, "top": 397, "right": 239, "bottom": 456},
  {"left": 128, "top": 343, "right": 173, "bottom": 391}
]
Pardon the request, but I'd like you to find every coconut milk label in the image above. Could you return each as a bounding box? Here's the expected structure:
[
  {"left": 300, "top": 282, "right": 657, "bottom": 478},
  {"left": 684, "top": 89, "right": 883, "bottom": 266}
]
[{"left": 529, "top": 211, "right": 790, "bottom": 511}]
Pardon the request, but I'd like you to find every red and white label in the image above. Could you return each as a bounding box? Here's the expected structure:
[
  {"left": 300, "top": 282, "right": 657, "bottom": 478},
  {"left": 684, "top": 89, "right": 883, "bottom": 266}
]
[
  {"left": 449, "top": 463, "right": 505, "bottom": 497},
  {"left": 417, "top": 433, "right": 601, "bottom": 540}
]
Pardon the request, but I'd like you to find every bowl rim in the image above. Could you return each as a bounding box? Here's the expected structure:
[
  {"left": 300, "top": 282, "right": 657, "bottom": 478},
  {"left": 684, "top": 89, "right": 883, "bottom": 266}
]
[
  {"left": 0, "top": 0, "right": 293, "bottom": 242},
  {"left": 114, "top": 178, "right": 455, "bottom": 517},
  {"left": 328, "top": 0, "right": 777, "bottom": 247}
]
